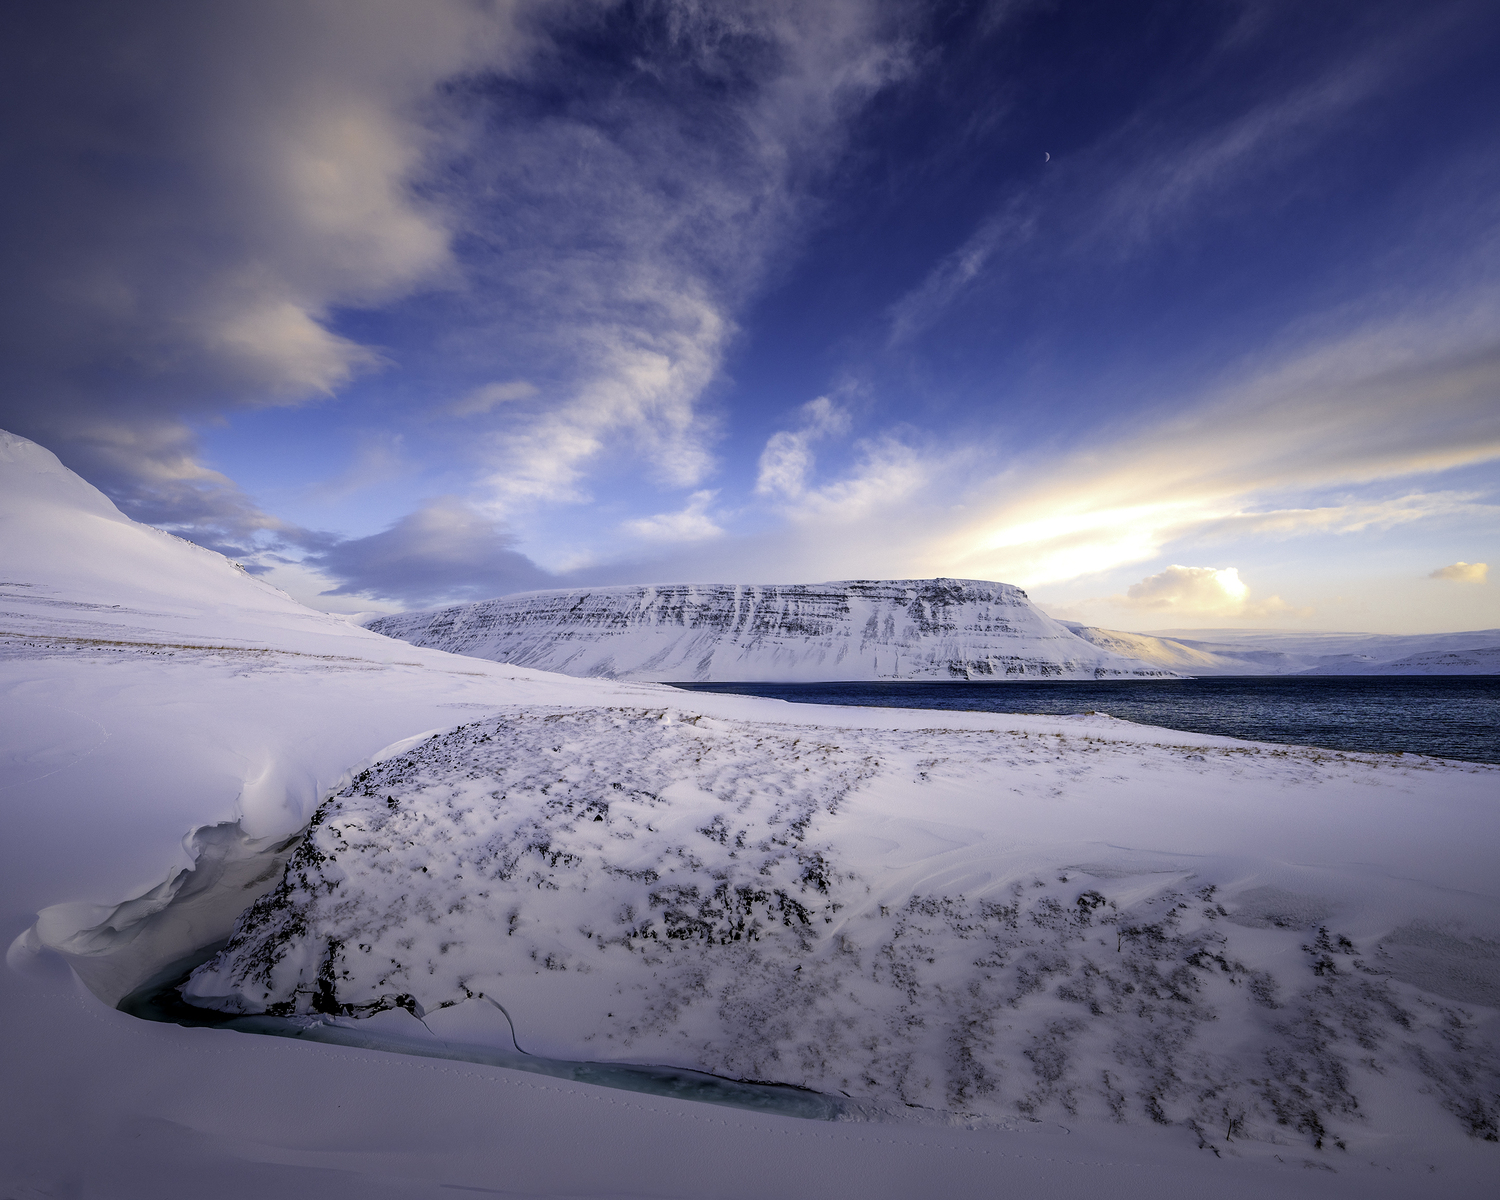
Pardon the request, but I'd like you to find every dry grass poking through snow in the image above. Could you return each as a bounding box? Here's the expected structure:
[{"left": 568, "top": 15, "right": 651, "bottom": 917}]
[{"left": 184, "top": 707, "right": 1500, "bottom": 1157}]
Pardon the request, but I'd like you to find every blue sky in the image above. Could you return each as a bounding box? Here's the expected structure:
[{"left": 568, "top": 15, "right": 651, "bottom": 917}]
[{"left": 2, "top": 0, "right": 1497, "bottom": 632}]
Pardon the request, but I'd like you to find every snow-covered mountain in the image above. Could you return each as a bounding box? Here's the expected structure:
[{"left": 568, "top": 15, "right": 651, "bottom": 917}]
[
  {"left": 1063, "top": 622, "right": 1500, "bottom": 676},
  {"left": 370, "top": 586, "right": 1496, "bottom": 681},
  {"left": 366, "top": 580, "right": 1175, "bottom": 681},
  {"left": 1298, "top": 645, "right": 1500, "bottom": 674}
]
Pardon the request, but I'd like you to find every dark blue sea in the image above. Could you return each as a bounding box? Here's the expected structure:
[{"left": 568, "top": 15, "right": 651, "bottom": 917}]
[{"left": 670, "top": 676, "right": 1500, "bottom": 765}]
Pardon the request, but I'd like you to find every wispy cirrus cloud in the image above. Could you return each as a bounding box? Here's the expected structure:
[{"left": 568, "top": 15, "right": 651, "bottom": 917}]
[
  {"left": 887, "top": 9, "right": 1423, "bottom": 345},
  {"left": 755, "top": 397, "right": 853, "bottom": 498},
  {"left": 452, "top": 3, "right": 915, "bottom": 511},
  {"left": 631, "top": 291, "right": 1500, "bottom": 594},
  {"left": 932, "top": 300, "right": 1500, "bottom": 586},
  {"left": 447, "top": 380, "right": 539, "bottom": 418},
  {"left": 1185, "top": 492, "right": 1495, "bottom": 544},
  {"left": 622, "top": 490, "right": 724, "bottom": 543}
]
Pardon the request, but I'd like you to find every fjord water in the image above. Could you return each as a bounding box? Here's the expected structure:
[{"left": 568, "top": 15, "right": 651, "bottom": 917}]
[{"left": 672, "top": 676, "right": 1500, "bottom": 765}]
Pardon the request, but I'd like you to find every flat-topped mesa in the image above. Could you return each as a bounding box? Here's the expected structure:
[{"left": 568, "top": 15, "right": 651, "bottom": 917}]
[{"left": 366, "top": 578, "right": 1175, "bottom": 681}]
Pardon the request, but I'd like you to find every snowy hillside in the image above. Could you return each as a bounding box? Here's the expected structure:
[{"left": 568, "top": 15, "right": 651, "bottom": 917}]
[
  {"left": 0, "top": 428, "right": 650, "bottom": 996},
  {"left": 1, "top": 428, "right": 326, "bottom": 642},
  {"left": 1064, "top": 622, "right": 1500, "bottom": 676},
  {"left": 366, "top": 580, "right": 1175, "bottom": 681},
  {"left": 1297, "top": 646, "right": 1500, "bottom": 675}
]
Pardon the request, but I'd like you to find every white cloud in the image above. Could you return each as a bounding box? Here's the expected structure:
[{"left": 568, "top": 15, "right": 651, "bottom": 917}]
[
  {"left": 755, "top": 396, "right": 853, "bottom": 498},
  {"left": 1124, "top": 565, "right": 1247, "bottom": 610},
  {"left": 1114, "top": 565, "right": 1304, "bottom": 618},
  {"left": 206, "top": 299, "right": 386, "bottom": 398},
  {"left": 789, "top": 436, "right": 927, "bottom": 523},
  {"left": 1187, "top": 492, "right": 1494, "bottom": 542},
  {"left": 622, "top": 491, "right": 724, "bottom": 543},
  {"left": 457, "top": 5, "right": 909, "bottom": 510},
  {"left": 1429, "top": 561, "right": 1488, "bottom": 583},
  {"left": 484, "top": 292, "right": 730, "bottom": 504},
  {"left": 932, "top": 301, "right": 1500, "bottom": 586},
  {"left": 448, "top": 381, "right": 538, "bottom": 418},
  {"left": 756, "top": 430, "right": 818, "bottom": 499},
  {"left": 0, "top": 0, "right": 533, "bottom": 526}
]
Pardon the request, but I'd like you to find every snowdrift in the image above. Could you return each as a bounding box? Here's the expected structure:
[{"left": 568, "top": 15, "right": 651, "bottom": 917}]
[{"left": 367, "top": 580, "right": 1176, "bottom": 681}]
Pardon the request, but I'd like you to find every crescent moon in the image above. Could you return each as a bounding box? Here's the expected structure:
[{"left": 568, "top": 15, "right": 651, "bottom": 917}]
[{"left": 1044, "top": 152, "right": 1050, "bottom": 162}]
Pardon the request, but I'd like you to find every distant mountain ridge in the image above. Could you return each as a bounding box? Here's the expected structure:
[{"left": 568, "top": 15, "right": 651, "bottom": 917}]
[
  {"left": 1062, "top": 622, "right": 1500, "bottom": 676},
  {"left": 365, "top": 579, "right": 1176, "bottom": 682}
]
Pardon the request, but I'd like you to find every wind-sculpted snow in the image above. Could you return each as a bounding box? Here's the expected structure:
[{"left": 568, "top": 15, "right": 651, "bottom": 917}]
[
  {"left": 366, "top": 579, "right": 1175, "bottom": 681},
  {"left": 186, "top": 708, "right": 1500, "bottom": 1152}
]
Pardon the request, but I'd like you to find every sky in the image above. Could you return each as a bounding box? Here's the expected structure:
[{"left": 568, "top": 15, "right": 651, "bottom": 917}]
[{"left": 1, "top": 0, "right": 1497, "bottom": 633}]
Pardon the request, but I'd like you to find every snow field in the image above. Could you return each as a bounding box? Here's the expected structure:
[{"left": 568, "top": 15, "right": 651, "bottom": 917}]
[{"left": 184, "top": 706, "right": 1500, "bottom": 1161}]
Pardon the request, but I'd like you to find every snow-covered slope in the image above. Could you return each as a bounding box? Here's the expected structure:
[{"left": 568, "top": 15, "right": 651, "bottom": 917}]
[
  {"left": 2, "top": 428, "right": 332, "bottom": 644},
  {"left": 0, "top": 428, "right": 650, "bottom": 983},
  {"left": 1297, "top": 645, "right": 1500, "bottom": 675},
  {"left": 367, "top": 581, "right": 1175, "bottom": 681},
  {"left": 1064, "top": 622, "right": 1500, "bottom": 676},
  {"left": 185, "top": 706, "right": 1500, "bottom": 1154}
]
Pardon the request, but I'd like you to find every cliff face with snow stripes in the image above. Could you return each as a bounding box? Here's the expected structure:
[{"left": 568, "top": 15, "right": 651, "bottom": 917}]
[{"left": 366, "top": 578, "right": 1173, "bottom": 681}]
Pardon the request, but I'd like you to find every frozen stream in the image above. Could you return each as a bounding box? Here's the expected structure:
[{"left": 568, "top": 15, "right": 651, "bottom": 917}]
[
  {"left": 119, "top": 941, "right": 842, "bottom": 1120},
  {"left": 35, "top": 821, "right": 840, "bottom": 1120}
]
